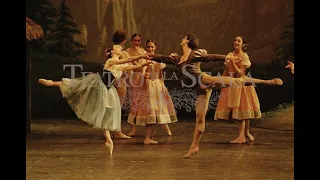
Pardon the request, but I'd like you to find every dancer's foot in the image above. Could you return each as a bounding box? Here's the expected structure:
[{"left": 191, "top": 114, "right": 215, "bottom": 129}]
[
  {"left": 105, "top": 142, "right": 113, "bottom": 155},
  {"left": 39, "top": 79, "right": 53, "bottom": 86},
  {"left": 161, "top": 125, "right": 172, "bottom": 136},
  {"left": 144, "top": 138, "right": 158, "bottom": 145},
  {"left": 127, "top": 130, "right": 136, "bottom": 137},
  {"left": 245, "top": 133, "right": 255, "bottom": 141},
  {"left": 163, "top": 128, "right": 172, "bottom": 136},
  {"left": 183, "top": 147, "right": 199, "bottom": 158},
  {"left": 230, "top": 137, "right": 246, "bottom": 144},
  {"left": 113, "top": 132, "right": 131, "bottom": 139},
  {"left": 165, "top": 129, "right": 172, "bottom": 136}
]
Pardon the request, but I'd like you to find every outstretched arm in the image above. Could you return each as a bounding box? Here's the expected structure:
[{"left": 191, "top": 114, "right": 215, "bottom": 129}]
[
  {"left": 148, "top": 53, "right": 180, "bottom": 65},
  {"left": 122, "top": 61, "right": 153, "bottom": 72},
  {"left": 108, "top": 54, "right": 150, "bottom": 65}
]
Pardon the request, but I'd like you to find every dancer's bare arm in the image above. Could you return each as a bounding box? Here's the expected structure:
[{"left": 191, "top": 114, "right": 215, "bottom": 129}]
[
  {"left": 108, "top": 54, "right": 151, "bottom": 65},
  {"left": 122, "top": 61, "right": 153, "bottom": 72},
  {"left": 148, "top": 53, "right": 180, "bottom": 65}
]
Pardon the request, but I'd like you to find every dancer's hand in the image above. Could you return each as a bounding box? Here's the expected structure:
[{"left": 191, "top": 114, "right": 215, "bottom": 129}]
[
  {"left": 285, "top": 61, "right": 294, "bottom": 69},
  {"left": 285, "top": 61, "right": 294, "bottom": 74},
  {"left": 230, "top": 56, "right": 241, "bottom": 63},
  {"left": 141, "top": 54, "right": 151, "bottom": 60},
  {"left": 146, "top": 53, "right": 156, "bottom": 57}
]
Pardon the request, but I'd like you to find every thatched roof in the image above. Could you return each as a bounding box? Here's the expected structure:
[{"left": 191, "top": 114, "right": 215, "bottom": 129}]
[{"left": 26, "top": 17, "right": 44, "bottom": 41}]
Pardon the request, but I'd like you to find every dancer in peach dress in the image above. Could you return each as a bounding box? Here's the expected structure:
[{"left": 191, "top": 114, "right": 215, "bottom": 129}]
[{"left": 214, "top": 36, "right": 261, "bottom": 143}]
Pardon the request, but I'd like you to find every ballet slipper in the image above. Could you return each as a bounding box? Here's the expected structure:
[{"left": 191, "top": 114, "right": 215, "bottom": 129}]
[
  {"left": 113, "top": 132, "right": 131, "bottom": 139},
  {"left": 183, "top": 147, "right": 199, "bottom": 158},
  {"left": 230, "top": 137, "right": 246, "bottom": 144},
  {"left": 161, "top": 125, "right": 172, "bottom": 136},
  {"left": 144, "top": 138, "right": 158, "bottom": 145},
  {"left": 245, "top": 133, "right": 255, "bottom": 141}
]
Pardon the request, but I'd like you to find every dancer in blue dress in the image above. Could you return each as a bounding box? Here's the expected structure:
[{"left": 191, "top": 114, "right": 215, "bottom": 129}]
[{"left": 38, "top": 45, "right": 152, "bottom": 155}]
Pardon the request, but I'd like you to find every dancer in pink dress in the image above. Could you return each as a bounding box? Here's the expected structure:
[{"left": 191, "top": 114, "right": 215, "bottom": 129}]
[
  {"left": 127, "top": 39, "right": 178, "bottom": 144},
  {"left": 214, "top": 36, "right": 262, "bottom": 143}
]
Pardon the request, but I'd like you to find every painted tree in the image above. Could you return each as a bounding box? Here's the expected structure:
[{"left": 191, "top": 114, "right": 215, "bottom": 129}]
[
  {"left": 48, "top": 0, "right": 86, "bottom": 58},
  {"left": 274, "top": 14, "right": 294, "bottom": 65},
  {"left": 26, "top": 0, "right": 57, "bottom": 52}
]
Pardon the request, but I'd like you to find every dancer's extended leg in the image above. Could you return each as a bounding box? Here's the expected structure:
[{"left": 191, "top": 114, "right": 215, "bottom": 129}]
[{"left": 200, "top": 74, "right": 283, "bottom": 88}]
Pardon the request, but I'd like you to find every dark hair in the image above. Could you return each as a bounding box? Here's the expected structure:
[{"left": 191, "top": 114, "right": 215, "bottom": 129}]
[
  {"left": 186, "top": 33, "right": 199, "bottom": 50},
  {"left": 234, "top": 36, "right": 247, "bottom": 51},
  {"left": 131, "top": 33, "right": 142, "bottom": 40},
  {"left": 112, "top": 29, "right": 127, "bottom": 44},
  {"left": 145, "top": 39, "right": 156, "bottom": 46}
]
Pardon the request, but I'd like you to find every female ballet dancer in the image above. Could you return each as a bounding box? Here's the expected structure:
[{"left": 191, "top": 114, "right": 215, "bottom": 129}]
[
  {"left": 127, "top": 39, "right": 178, "bottom": 144},
  {"left": 214, "top": 36, "right": 261, "bottom": 143},
  {"left": 38, "top": 45, "right": 152, "bottom": 155}
]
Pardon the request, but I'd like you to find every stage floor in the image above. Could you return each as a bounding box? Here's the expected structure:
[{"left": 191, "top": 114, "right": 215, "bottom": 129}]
[{"left": 27, "top": 119, "right": 294, "bottom": 180}]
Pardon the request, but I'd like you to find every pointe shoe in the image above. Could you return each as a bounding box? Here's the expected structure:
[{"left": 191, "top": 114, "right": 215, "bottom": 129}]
[
  {"left": 38, "top": 79, "right": 53, "bottom": 86},
  {"left": 183, "top": 147, "right": 199, "bottom": 158},
  {"left": 245, "top": 134, "right": 255, "bottom": 141},
  {"left": 105, "top": 142, "right": 113, "bottom": 155}
]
